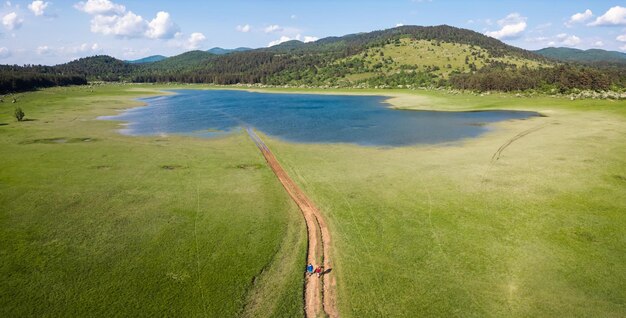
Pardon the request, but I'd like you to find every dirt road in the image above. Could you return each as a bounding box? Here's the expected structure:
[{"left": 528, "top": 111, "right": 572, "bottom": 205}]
[{"left": 247, "top": 128, "right": 338, "bottom": 318}]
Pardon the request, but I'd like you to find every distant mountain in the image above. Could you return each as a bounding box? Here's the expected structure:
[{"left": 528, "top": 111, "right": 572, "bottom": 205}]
[
  {"left": 534, "top": 47, "right": 626, "bottom": 64},
  {"left": 207, "top": 47, "right": 253, "bottom": 55},
  {"left": 126, "top": 55, "right": 167, "bottom": 64}
]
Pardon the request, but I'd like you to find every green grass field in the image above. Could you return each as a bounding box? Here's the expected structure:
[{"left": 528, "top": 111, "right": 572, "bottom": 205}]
[
  {"left": 0, "top": 85, "right": 306, "bottom": 317},
  {"left": 1, "top": 84, "right": 625, "bottom": 317},
  {"left": 264, "top": 91, "right": 626, "bottom": 317}
]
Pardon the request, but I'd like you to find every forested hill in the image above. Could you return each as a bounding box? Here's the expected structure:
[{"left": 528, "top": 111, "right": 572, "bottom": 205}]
[
  {"left": 112, "top": 25, "right": 554, "bottom": 86},
  {"left": 534, "top": 47, "right": 626, "bottom": 65},
  {"left": 55, "top": 55, "right": 136, "bottom": 81},
  {"left": 126, "top": 55, "right": 168, "bottom": 64},
  {"left": 2, "top": 25, "right": 625, "bottom": 94},
  {"left": 207, "top": 47, "right": 253, "bottom": 55},
  {"left": 266, "top": 25, "right": 541, "bottom": 60}
]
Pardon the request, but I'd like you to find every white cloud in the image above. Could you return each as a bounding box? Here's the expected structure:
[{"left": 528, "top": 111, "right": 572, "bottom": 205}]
[
  {"left": 562, "top": 35, "right": 581, "bottom": 46},
  {"left": 485, "top": 13, "right": 527, "bottom": 40},
  {"left": 525, "top": 36, "right": 549, "bottom": 43},
  {"left": 589, "top": 6, "right": 626, "bottom": 26},
  {"left": 146, "top": 11, "right": 179, "bottom": 39},
  {"left": 76, "top": 43, "right": 92, "bottom": 53},
  {"left": 620, "top": 44, "right": 626, "bottom": 51},
  {"left": 617, "top": 34, "right": 626, "bottom": 42},
  {"left": 264, "top": 24, "right": 281, "bottom": 33},
  {"left": 594, "top": 41, "right": 604, "bottom": 47},
  {"left": 28, "top": 1, "right": 49, "bottom": 16},
  {"left": 290, "top": 14, "right": 297, "bottom": 19},
  {"left": 74, "top": 0, "right": 125, "bottom": 15},
  {"left": 167, "top": 31, "right": 207, "bottom": 50},
  {"left": 567, "top": 9, "right": 593, "bottom": 26},
  {"left": 236, "top": 24, "right": 250, "bottom": 32},
  {"left": 531, "top": 33, "right": 583, "bottom": 47},
  {"left": 36, "top": 43, "right": 101, "bottom": 57},
  {"left": 121, "top": 47, "right": 151, "bottom": 58},
  {"left": 36, "top": 45, "right": 50, "bottom": 54},
  {"left": 0, "top": 47, "right": 10, "bottom": 58},
  {"left": 268, "top": 35, "right": 292, "bottom": 47},
  {"left": 2, "top": 12, "right": 22, "bottom": 30},
  {"left": 395, "top": 23, "right": 404, "bottom": 27},
  {"left": 76, "top": 0, "right": 180, "bottom": 40},
  {"left": 268, "top": 34, "right": 317, "bottom": 47},
  {"left": 552, "top": 33, "right": 581, "bottom": 47},
  {"left": 90, "top": 11, "right": 146, "bottom": 38},
  {"left": 186, "top": 32, "right": 206, "bottom": 49}
]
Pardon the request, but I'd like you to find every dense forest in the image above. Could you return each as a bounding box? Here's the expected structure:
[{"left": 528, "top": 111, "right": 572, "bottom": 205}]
[
  {"left": 0, "top": 65, "right": 87, "bottom": 94},
  {"left": 448, "top": 64, "right": 625, "bottom": 92},
  {"left": 1, "top": 25, "right": 625, "bottom": 95}
]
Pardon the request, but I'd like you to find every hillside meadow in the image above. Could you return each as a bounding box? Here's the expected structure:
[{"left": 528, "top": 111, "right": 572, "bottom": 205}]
[
  {"left": 0, "top": 84, "right": 306, "bottom": 317},
  {"left": 339, "top": 38, "right": 547, "bottom": 83},
  {"left": 1, "top": 84, "right": 625, "bottom": 317}
]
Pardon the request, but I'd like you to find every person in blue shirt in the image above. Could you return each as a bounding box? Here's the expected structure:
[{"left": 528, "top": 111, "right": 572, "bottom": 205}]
[{"left": 306, "top": 263, "right": 314, "bottom": 276}]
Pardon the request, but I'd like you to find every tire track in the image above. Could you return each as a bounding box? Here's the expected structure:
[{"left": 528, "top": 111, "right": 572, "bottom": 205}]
[{"left": 490, "top": 122, "right": 552, "bottom": 164}]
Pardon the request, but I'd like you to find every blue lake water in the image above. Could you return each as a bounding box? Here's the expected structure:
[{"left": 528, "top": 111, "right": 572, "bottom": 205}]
[{"left": 101, "top": 90, "right": 539, "bottom": 146}]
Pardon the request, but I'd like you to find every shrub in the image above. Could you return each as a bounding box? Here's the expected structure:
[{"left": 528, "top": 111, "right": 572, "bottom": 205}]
[{"left": 14, "top": 107, "right": 25, "bottom": 121}]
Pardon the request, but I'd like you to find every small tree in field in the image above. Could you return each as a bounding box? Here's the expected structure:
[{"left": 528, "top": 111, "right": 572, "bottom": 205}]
[{"left": 14, "top": 107, "right": 25, "bottom": 122}]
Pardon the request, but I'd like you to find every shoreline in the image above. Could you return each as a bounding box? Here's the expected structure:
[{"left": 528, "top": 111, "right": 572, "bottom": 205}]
[
  {"left": 94, "top": 84, "right": 549, "bottom": 149},
  {"left": 122, "top": 84, "right": 550, "bottom": 114}
]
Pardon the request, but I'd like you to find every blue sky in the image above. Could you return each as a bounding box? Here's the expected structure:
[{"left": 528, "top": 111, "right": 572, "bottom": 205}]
[{"left": 1, "top": 0, "right": 626, "bottom": 65}]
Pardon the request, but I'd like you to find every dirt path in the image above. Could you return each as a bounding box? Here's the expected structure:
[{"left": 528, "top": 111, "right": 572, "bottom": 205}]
[{"left": 247, "top": 128, "right": 338, "bottom": 318}]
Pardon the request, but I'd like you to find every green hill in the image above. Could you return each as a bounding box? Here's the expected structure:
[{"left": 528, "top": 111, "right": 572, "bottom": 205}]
[
  {"left": 207, "top": 47, "right": 253, "bottom": 55},
  {"left": 54, "top": 55, "right": 137, "bottom": 81},
  {"left": 534, "top": 47, "right": 626, "bottom": 64},
  {"left": 50, "top": 26, "right": 552, "bottom": 85},
  {"left": 131, "top": 25, "right": 552, "bottom": 86},
  {"left": 138, "top": 50, "right": 217, "bottom": 74},
  {"left": 126, "top": 55, "right": 168, "bottom": 64}
]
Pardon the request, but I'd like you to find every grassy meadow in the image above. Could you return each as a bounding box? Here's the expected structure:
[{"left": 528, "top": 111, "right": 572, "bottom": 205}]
[
  {"left": 1, "top": 84, "right": 625, "bottom": 317},
  {"left": 264, "top": 91, "right": 626, "bottom": 317},
  {"left": 0, "top": 85, "right": 306, "bottom": 317}
]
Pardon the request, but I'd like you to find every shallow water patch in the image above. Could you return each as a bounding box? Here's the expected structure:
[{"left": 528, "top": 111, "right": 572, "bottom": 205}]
[{"left": 102, "top": 90, "right": 540, "bottom": 147}]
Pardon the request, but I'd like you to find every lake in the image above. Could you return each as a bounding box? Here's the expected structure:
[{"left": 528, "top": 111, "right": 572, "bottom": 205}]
[{"left": 101, "top": 90, "right": 539, "bottom": 146}]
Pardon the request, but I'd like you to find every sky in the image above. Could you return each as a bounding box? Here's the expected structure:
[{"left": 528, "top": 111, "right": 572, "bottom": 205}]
[{"left": 1, "top": 0, "right": 626, "bottom": 65}]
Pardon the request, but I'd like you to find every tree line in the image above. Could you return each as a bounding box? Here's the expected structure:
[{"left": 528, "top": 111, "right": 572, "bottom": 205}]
[
  {"left": 448, "top": 64, "right": 622, "bottom": 92},
  {"left": 2, "top": 57, "right": 624, "bottom": 94},
  {"left": 0, "top": 65, "right": 87, "bottom": 94}
]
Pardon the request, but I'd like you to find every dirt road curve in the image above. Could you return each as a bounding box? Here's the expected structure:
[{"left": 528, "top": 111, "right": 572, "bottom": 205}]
[{"left": 247, "top": 128, "right": 338, "bottom": 318}]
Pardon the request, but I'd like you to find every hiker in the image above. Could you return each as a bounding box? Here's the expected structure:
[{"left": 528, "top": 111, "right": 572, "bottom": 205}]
[
  {"left": 306, "top": 263, "right": 314, "bottom": 276},
  {"left": 314, "top": 266, "right": 324, "bottom": 277}
]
